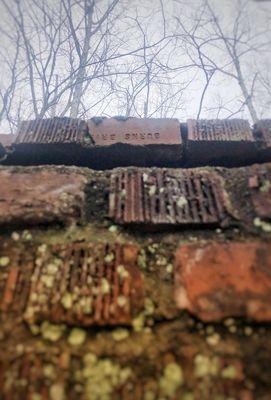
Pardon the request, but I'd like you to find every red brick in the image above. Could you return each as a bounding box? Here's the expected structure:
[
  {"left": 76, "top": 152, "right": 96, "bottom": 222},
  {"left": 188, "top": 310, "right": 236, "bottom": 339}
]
[
  {"left": 0, "top": 351, "right": 68, "bottom": 399},
  {"left": 24, "top": 242, "right": 144, "bottom": 326},
  {"left": 109, "top": 169, "right": 234, "bottom": 228},
  {"left": 0, "top": 247, "right": 34, "bottom": 316},
  {"left": 87, "top": 117, "right": 182, "bottom": 167},
  {"left": 0, "top": 167, "right": 87, "bottom": 226},
  {"left": 15, "top": 117, "right": 89, "bottom": 144},
  {"left": 248, "top": 164, "right": 271, "bottom": 220},
  {"left": 174, "top": 241, "right": 271, "bottom": 322},
  {"left": 185, "top": 119, "right": 257, "bottom": 167},
  {"left": 254, "top": 119, "right": 271, "bottom": 161}
]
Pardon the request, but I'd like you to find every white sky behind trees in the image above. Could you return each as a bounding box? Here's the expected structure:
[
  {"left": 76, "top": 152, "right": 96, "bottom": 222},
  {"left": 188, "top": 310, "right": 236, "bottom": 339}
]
[{"left": 0, "top": 0, "right": 270, "bottom": 133}]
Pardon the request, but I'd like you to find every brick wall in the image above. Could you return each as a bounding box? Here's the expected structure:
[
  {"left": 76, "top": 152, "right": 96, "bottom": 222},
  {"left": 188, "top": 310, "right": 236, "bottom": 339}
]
[{"left": 0, "top": 116, "right": 271, "bottom": 399}]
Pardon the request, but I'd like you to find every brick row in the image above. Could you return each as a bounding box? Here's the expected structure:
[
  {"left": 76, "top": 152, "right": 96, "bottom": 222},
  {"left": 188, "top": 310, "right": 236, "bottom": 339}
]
[
  {"left": 1, "top": 117, "right": 271, "bottom": 168},
  {"left": 0, "top": 163, "right": 270, "bottom": 229}
]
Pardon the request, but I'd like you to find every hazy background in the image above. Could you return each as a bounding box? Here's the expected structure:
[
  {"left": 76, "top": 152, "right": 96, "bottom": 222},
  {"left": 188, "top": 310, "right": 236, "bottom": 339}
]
[{"left": 0, "top": 0, "right": 270, "bottom": 132}]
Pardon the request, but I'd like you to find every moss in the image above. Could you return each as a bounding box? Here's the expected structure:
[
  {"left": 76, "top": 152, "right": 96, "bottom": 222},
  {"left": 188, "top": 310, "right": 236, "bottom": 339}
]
[
  {"left": 79, "top": 355, "right": 132, "bottom": 400},
  {"left": 132, "top": 313, "right": 145, "bottom": 332},
  {"left": 112, "top": 328, "right": 129, "bottom": 341},
  {"left": 0, "top": 256, "right": 10, "bottom": 267},
  {"left": 206, "top": 333, "right": 220, "bottom": 346},
  {"left": 194, "top": 354, "right": 219, "bottom": 378},
  {"left": 116, "top": 264, "right": 129, "bottom": 280},
  {"left": 49, "top": 383, "right": 65, "bottom": 400},
  {"left": 177, "top": 196, "right": 188, "bottom": 208},
  {"left": 68, "top": 328, "right": 86, "bottom": 346},
  {"left": 43, "top": 364, "right": 56, "bottom": 379},
  {"left": 221, "top": 365, "right": 237, "bottom": 379},
  {"left": 254, "top": 217, "right": 271, "bottom": 232},
  {"left": 61, "top": 293, "right": 73, "bottom": 310},
  {"left": 11, "top": 231, "right": 20, "bottom": 241},
  {"left": 104, "top": 253, "right": 115, "bottom": 264},
  {"left": 101, "top": 278, "right": 110, "bottom": 295},
  {"left": 260, "top": 180, "right": 271, "bottom": 193},
  {"left": 159, "top": 362, "right": 184, "bottom": 397},
  {"left": 41, "top": 321, "right": 66, "bottom": 342},
  {"left": 117, "top": 295, "right": 127, "bottom": 308}
]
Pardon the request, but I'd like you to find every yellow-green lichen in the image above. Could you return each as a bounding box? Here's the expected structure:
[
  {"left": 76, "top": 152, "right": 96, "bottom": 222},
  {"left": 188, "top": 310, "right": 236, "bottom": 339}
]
[
  {"left": 254, "top": 217, "right": 271, "bottom": 232},
  {"left": 221, "top": 365, "right": 237, "bottom": 379},
  {"left": 78, "top": 354, "right": 132, "bottom": 400},
  {"left": 68, "top": 328, "right": 86, "bottom": 346},
  {"left": 159, "top": 362, "right": 184, "bottom": 397},
  {"left": 49, "top": 383, "right": 65, "bottom": 400},
  {"left": 61, "top": 293, "right": 73, "bottom": 310},
  {"left": 41, "top": 321, "right": 66, "bottom": 342},
  {"left": 0, "top": 257, "right": 10, "bottom": 267},
  {"left": 194, "top": 354, "right": 219, "bottom": 378},
  {"left": 112, "top": 328, "right": 129, "bottom": 341}
]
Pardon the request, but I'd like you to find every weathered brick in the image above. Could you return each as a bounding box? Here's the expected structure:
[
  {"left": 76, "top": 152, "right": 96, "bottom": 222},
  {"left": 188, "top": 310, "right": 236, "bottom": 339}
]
[
  {"left": 0, "top": 247, "right": 34, "bottom": 316},
  {"left": 185, "top": 119, "right": 257, "bottom": 167},
  {"left": 248, "top": 164, "right": 271, "bottom": 220},
  {"left": 24, "top": 242, "right": 144, "bottom": 326},
  {"left": 0, "top": 351, "right": 68, "bottom": 399},
  {"left": 0, "top": 167, "right": 87, "bottom": 227},
  {"left": 15, "top": 117, "right": 89, "bottom": 145},
  {"left": 87, "top": 117, "right": 183, "bottom": 167},
  {"left": 109, "top": 169, "right": 234, "bottom": 228},
  {"left": 254, "top": 119, "right": 271, "bottom": 162},
  {"left": 174, "top": 241, "right": 271, "bottom": 321},
  {"left": 2, "top": 117, "right": 92, "bottom": 166}
]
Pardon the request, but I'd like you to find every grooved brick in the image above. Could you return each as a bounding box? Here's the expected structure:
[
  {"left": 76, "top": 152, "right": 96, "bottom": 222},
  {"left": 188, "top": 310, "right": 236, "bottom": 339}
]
[
  {"left": 109, "top": 169, "right": 234, "bottom": 228},
  {"left": 174, "top": 241, "right": 271, "bottom": 322},
  {"left": 185, "top": 119, "right": 257, "bottom": 167},
  {"left": 254, "top": 119, "right": 271, "bottom": 161},
  {"left": 24, "top": 242, "right": 143, "bottom": 326},
  {"left": 0, "top": 247, "right": 34, "bottom": 316}
]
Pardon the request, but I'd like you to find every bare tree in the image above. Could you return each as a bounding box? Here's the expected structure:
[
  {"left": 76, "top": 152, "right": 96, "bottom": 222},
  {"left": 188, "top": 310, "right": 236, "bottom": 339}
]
[{"left": 174, "top": 0, "right": 271, "bottom": 122}]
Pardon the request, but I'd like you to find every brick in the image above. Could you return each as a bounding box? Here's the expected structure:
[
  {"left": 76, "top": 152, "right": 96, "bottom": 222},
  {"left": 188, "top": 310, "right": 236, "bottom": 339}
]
[
  {"left": 248, "top": 164, "right": 271, "bottom": 220},
  {"left": 109, "top": 169, "right": 234, "bottom": 228},
  {"left": 0, "top": 167, "right": 87, "bottom": 227},
  {"left": 174, "top": 241, "right": 271, "bottom": 321},
  {"left": 87, "top": 117, "right": 183, "bottom": 167},
  {"left": 253, "top": 119, "right": 271, "bottom": 161},
  {"left": 3, "top": 117, "right": 92, "bottom": 166},
  {"left": 24, "top": 242, "right": 144, "bottom": 326},
  {"left": 185, "top": 119, "right": 257, "bottom": 166},
  {"left": 0, "top": 247, "right": 34, "bottom": 316},
  {"left": 0, "top": 351, "right": 68, "bottom": 399},
  {"left": 15, "top": 117, "right": 89, "bottom": 144}
]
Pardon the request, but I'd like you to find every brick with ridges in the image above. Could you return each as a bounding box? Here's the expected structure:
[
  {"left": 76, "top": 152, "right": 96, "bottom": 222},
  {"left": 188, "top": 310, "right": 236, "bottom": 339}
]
[{"left": 185, "top": 119, "right": 257, "bottom": 167}]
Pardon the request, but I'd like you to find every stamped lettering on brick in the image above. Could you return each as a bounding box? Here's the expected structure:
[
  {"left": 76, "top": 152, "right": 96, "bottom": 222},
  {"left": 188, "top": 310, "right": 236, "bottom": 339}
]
[{"left": 88, "top": 117, "right": 181, "bottom": 146}]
